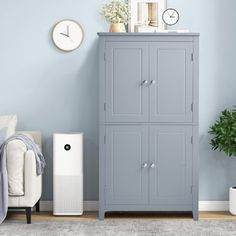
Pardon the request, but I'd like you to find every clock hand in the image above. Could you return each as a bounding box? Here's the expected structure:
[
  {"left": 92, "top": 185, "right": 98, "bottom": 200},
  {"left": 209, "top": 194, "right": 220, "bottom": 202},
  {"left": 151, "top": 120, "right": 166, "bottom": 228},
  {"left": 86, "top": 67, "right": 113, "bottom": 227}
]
[
  {"left": 60, "top": 32, "right": 69, "bottom": 37},
  {"left": 167, "top": 10, "right": 171, "bottom": 17},
  {"left": 67, "top": 25, "right": 69, "bottom": 37},
  {"left": 68, "top": 36, "right": 74, "bottom": 43},
  {"left": 170, "top": 10, "right": 175, "bottom": 17}
]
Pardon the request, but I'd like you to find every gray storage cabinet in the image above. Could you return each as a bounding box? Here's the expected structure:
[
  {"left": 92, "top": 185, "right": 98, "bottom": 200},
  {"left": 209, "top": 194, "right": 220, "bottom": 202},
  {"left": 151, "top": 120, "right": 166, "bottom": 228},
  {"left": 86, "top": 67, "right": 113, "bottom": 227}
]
[{"left": 98, "top": 33, "right": 199, "bottom": 220}]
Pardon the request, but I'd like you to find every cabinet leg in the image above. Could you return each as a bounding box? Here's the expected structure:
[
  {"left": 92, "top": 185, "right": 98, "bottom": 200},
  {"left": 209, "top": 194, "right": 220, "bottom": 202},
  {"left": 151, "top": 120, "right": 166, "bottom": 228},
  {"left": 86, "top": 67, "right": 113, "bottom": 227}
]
[
  {"left": 192, "top": 198, "right": 199, "bottom": 221},
  {"left": 99, "top": 210, "right": 105, "bottom": 220},
  {"left": 193, "top": 209, "right": 199, "bottom": 221}
]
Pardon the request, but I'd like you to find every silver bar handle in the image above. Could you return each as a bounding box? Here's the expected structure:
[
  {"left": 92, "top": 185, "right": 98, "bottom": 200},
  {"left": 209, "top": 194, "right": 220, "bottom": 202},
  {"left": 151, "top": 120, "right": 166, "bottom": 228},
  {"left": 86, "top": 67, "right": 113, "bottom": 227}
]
[
  {"left": 142, "top": 80, "right": 148, "bottom": 85},
  {"left": 150, "top": 80, "right": 156, "bottom": 85},
  {"left": 142, "top": 163, "right": 148, "bottom": 168},
  {"left": 150, "top": 163, "right": 156, "bottom": 168}
]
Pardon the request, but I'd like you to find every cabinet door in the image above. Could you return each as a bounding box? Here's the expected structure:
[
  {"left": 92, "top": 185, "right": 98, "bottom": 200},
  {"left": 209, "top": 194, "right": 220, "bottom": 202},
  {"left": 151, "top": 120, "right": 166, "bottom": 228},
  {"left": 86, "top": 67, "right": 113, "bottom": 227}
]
[
  {"left": 105, "top": 42, "right": 149, "bottom": 122},
  {"left": 149, "top": 42, "right": 193, "bottom": 122},
  {"left": 105, "top": 125, "right": 148, "bottom": 205},
  {"left": 149, "top": 126, "right": 192, "bottom": 205}
]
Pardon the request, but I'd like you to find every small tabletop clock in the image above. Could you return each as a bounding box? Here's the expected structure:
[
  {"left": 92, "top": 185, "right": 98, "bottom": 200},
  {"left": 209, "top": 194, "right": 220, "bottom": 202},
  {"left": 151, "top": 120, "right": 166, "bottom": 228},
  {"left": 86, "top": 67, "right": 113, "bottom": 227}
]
[
  {"left": 162, "top": 8, "right": 179, "bottom": 26},
  {"left": 52, "top": 19, "right": 84, "bottom": 52}
]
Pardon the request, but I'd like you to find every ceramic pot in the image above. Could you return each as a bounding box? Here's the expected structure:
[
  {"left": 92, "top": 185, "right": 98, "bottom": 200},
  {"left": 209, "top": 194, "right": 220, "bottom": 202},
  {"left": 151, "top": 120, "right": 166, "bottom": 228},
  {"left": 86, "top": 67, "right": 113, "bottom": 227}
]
[
  {"left": 229, "top": 186, "right": 236, "bottom": 215},
  {"left": 109, "top": 23, "right": 126, "bottom": 33}
]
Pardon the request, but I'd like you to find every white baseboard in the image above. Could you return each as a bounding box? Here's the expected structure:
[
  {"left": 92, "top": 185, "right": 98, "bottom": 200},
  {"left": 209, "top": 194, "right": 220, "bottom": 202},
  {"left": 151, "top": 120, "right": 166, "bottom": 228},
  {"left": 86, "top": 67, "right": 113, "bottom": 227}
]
[
  {"left": 199, "top": 201, "right": 229, "bottom": 211},
  {"left": 40, "top": 201, "right": 53, "bottom": 211},
  {"left": 83, "top": 201, "right": 99, "bottom": 211},
  {"left": 40, "top": 201, "right": 99, "bottom": 212},
  {"left": 40, "top": 201, "right": 229, "bottom": 212}
]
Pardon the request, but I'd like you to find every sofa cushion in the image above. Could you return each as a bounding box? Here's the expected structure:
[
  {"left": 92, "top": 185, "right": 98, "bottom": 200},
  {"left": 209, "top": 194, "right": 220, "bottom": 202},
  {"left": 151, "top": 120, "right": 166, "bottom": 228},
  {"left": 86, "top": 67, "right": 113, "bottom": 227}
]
[
  {"left": 0, "top": 115, "right": 17, "bottom": 138},
  {"left": 6, "top": 133, "right": 34, "bottom": 196}
]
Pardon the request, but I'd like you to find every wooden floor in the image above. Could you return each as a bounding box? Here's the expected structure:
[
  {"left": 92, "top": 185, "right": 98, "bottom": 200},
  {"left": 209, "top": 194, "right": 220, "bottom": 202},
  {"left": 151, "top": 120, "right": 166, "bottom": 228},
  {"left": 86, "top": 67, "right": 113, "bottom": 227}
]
[{"left": 6, "top": 211, "right": 236, "bottom": 221}]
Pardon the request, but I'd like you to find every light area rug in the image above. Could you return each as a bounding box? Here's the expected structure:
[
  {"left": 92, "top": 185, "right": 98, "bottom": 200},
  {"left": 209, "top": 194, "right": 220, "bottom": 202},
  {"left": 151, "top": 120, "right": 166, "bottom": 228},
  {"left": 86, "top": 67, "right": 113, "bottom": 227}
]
[{"left": 1, "top": 219, "right": 236, "bottom": 236}]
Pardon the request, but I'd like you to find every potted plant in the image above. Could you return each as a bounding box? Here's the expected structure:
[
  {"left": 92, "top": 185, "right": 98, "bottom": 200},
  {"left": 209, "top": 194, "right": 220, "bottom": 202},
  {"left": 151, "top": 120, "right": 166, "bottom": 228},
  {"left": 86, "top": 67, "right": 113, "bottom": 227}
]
[
  {"left": 101, "top": 0, "right": 129, "bottom": 32},
  {"left": 209, "top": 107, "right": 236, "bottom": 215}
]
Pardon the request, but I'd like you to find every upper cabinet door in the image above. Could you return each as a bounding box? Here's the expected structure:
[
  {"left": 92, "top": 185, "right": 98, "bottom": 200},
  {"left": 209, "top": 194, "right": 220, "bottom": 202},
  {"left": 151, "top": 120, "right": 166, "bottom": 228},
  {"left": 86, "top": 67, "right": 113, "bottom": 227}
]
[
  {"left": 105, "top": 42, "right": 149, "bottom": 122},
  {"left": 149, "top": 42, "right": 193, "bottom": 123}
]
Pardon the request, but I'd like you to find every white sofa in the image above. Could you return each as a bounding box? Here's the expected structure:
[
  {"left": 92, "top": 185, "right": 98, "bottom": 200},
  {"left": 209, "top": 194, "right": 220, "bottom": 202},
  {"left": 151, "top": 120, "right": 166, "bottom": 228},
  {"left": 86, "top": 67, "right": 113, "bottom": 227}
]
[{"left": 6, "top": 131, "right": 42, "bottom": 224}]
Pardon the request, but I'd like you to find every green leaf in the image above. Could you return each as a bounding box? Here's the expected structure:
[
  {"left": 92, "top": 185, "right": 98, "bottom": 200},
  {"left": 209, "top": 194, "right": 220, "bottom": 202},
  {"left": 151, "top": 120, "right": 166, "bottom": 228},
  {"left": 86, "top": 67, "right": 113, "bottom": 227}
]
[{"left": 209, "top": 106, "right": 236, "bottom": 157}]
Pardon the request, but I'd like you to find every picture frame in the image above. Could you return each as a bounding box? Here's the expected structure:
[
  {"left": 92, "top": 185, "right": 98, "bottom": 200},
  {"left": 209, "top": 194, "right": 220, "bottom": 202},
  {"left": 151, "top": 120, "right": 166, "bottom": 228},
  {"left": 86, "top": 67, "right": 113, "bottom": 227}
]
[{"left": 128, "top": 0, "right": 166, "bottom": 32}]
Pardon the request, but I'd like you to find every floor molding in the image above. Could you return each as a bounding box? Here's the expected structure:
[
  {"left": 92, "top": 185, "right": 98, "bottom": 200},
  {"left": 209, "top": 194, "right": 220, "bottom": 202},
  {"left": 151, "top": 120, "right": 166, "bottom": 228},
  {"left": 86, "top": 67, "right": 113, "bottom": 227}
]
[
  {"left": 40, "top": 201, "right": 229, "bottom": 212},
  {"left": 40, "top": 201, "right": 99, "bottom": 212},
  {"left": 199, "top": 201, "right": 229, "bottom": 211}
]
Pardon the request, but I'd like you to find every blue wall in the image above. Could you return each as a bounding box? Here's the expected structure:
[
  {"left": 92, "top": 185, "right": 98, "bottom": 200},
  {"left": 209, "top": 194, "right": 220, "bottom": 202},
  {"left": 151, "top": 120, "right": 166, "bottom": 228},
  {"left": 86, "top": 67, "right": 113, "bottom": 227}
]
[
  {"left": 168, "top": 0, "right": 236, "bottom": 200},
  {"left": 0, "top": 0, "right": 236, "bottom": 201}
]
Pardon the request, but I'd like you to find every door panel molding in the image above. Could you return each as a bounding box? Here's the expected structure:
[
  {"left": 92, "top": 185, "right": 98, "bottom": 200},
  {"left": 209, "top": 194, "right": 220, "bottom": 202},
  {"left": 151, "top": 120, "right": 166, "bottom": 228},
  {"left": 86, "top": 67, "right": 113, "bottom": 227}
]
[
  {"left": 149, "top": 125, "right": 193, "bottom": 205},
  {"left": 105, "top": 125, "right": 149, "bottom": 205},
  {"left": 105, "top": 42, "right": 149, "bottom": 122},
  {"left": 149, "top": 42, "right": 193, "bottom": 122}
]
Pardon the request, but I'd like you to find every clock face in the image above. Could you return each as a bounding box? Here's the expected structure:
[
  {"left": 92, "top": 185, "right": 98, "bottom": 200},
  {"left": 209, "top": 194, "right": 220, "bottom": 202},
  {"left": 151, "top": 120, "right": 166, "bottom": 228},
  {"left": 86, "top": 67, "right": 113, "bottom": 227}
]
[
  {"left": 162, "top": 8, "right": 179, "bottom": 26},
  {"left": 52, "top": 19, "right": 84, "bottom": 52}
]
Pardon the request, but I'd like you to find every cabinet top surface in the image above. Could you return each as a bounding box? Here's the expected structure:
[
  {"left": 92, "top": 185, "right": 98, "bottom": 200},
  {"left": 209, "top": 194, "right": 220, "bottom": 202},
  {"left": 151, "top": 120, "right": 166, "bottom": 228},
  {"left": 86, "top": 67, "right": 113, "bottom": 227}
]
[{"left": 97, "top": 32, "right": 200, "bottom": 37}]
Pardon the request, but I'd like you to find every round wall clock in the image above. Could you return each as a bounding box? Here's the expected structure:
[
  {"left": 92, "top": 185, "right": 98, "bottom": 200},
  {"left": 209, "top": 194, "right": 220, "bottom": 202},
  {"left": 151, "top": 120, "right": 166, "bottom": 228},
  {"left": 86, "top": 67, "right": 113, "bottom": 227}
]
[
  {"left": 52, "top": 19, "right": 84, "bottom": 52},
  {"left": 162, "top": 8, "right": 179, "bottom": 26}
]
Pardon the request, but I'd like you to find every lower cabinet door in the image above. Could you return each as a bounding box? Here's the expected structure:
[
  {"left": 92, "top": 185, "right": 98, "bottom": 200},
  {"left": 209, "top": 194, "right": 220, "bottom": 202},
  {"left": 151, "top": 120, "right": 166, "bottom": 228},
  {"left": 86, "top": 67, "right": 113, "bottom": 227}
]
[
  {"left": 149, "top": 126, "right": 193, "bottom": 206},
  {"left": 105, "top": 125, "right": 149, "bottom": 205}
]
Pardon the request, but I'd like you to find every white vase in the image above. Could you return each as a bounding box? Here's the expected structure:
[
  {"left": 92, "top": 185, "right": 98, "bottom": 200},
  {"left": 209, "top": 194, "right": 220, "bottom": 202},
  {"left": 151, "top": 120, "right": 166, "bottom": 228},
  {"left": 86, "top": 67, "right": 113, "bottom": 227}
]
[
  {"left": 229, "top": 186, "right": 236, "bottom": 215},
  {"left": 109, "top": 23, "right": 126, "bottom": 33}
]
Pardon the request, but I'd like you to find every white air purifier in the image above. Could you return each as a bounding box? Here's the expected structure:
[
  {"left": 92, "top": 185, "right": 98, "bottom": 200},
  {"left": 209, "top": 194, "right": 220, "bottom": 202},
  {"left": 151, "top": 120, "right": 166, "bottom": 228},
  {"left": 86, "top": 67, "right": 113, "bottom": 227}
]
[
  {"left": 230, "top": 187, "right": 236, "bottom": 215},
  {"left": 53, "top": 133, "right": 83, "bottom": 215}
]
